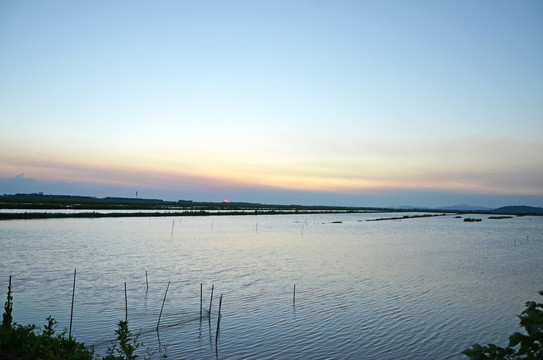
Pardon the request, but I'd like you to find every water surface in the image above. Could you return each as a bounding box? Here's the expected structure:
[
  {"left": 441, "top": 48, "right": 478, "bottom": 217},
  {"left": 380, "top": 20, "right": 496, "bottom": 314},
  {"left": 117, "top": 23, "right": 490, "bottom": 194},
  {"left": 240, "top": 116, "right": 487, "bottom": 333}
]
[{"left": 1, "top": 213, "right": 542, "bottom": 359}]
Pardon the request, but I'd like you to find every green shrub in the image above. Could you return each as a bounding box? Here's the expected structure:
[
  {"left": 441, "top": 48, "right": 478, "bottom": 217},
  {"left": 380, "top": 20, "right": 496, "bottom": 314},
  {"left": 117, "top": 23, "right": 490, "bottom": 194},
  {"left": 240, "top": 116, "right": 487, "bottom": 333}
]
[
  {"left": 0, "top": 316, "right": 95, "bottom": 360},
  {"left": 1, "top": 277, "right": 167, "bottom": 359},
  {"left": 103, "top": 320, "right": 141, "bottom": 360},
  {"left": 1, "top": 277, "right": 94, "bottom": 359},
  {"left": 2, "top": 276, "right": 13, "bottom": 329},
  {"left": 463, "top": 290, "right": 543, "bottom": 359}
]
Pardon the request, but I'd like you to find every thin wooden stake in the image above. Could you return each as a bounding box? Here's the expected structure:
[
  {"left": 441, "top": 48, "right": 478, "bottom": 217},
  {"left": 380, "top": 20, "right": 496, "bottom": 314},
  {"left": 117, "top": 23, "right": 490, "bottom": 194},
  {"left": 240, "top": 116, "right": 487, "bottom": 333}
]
[
  {"left": 124, "top": 282, "right": 128, "bottom": 322},
  {"left": 145, "top": 271, "right": 148, "bottom": 293},
  {"left": 200, "top": 283, "right": 203, "bottom": 320},
  {"left": 156, "top": 281, "right": 170, "bottom": 330},
  {"left": 208, "top": 284, "right": 214, "bottom": 317},
  {"left": 216, "top": 294, "right": 223, "bottom": 341},
  {"left": 69, "top": 269, "right": 76, "bottom": 338},
  {"left": 293, "top": 284, "right": 296, "bottom": 304}
]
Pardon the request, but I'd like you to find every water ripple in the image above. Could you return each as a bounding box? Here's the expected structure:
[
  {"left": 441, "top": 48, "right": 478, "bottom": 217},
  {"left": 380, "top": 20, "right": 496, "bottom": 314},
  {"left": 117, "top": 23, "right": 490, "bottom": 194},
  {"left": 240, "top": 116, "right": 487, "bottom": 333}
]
[{"left": 1, "top": 214, "right": 542, "bottom": 359}]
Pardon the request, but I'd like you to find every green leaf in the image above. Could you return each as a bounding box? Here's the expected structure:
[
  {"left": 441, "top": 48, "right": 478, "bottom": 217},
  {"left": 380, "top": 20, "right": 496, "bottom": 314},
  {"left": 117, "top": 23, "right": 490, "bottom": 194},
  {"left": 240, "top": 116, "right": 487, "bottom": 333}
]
[{"left": 509, "top": 332, "right": 525, "bottom": 347}]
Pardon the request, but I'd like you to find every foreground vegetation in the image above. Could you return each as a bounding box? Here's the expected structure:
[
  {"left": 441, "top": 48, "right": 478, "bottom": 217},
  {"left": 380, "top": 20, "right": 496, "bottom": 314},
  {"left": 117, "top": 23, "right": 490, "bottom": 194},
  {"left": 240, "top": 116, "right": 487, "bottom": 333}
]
[
  {"left": 463, "top": 290, "right": 543, "bottom": 359},
  {"left": 1, "top": 278, "right": 160, "bottom": 359}
]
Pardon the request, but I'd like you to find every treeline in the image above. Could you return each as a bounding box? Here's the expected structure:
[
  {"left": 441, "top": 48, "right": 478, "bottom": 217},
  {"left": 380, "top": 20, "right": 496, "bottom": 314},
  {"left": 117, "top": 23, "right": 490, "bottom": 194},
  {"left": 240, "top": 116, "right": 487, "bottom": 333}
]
[
  {"left": 0, "top": 194, "right": 170, "bottom": 210},
  {"left": 0, "top": 193, "right": 375, "bottom": 212}
]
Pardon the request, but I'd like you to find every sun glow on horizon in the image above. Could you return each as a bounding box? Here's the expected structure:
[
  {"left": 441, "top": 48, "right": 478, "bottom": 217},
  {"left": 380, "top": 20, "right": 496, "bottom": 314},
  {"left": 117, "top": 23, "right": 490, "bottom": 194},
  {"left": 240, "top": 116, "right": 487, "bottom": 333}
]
[{"left": 2, "top": 139, "right": 542, "bottom": 198}]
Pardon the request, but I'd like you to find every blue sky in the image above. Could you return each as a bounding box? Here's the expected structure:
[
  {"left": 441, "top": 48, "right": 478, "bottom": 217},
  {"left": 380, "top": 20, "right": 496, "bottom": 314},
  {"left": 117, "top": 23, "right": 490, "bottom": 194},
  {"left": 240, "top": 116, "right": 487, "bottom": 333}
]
[{"left": 1, "top": 1, "right": 542, "bottom": 207}]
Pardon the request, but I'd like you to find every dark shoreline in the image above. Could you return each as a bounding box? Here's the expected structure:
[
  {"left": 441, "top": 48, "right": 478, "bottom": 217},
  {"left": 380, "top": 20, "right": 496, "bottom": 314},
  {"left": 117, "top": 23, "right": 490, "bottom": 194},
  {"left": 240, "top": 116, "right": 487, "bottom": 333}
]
[
  {"left": 2, "top": 193, "right": 542, "bottom": 219},
  {"left": 0, "top": 209, "right": 369, "bottom": 221}
]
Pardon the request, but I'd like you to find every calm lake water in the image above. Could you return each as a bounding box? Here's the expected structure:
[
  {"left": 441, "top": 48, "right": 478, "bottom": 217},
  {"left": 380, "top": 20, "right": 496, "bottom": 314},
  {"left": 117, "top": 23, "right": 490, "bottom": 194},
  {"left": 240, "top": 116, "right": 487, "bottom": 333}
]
[{"left": 1, "top": 213, "right": 542, "bottom": 359}]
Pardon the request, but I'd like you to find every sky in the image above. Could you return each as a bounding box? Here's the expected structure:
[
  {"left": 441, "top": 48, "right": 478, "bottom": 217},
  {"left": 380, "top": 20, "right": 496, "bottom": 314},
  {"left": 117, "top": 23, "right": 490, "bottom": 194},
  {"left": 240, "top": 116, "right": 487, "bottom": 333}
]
[{"left": 1, "top": 1, "right": 542, "bottom": 208}]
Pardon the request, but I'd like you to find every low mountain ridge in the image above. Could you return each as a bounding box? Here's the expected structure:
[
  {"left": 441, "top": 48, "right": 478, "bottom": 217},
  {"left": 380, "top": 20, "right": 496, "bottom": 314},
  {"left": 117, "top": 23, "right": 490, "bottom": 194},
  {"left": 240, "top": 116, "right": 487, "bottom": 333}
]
[
  {"left": 491, "top": 205, "right": 543, "bottom": 215},
  {"left": 436, "top": 204, "right": 493, "bottom": 211}
]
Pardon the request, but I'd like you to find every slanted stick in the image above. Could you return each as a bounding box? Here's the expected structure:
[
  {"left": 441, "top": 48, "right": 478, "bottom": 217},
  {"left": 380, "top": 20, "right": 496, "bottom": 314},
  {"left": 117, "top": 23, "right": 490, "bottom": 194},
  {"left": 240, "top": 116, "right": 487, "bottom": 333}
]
[
  {"left": 208, "top": 284, "right": 214, "bottom": 317},
  {"left": 216, "top": 294, "right": 223, "bottom": 340},
  {"left": 156, "top": 281, "right": 170, "bottom": 330},
  {"left": 124, "top": 282, "right": 128, "bottom": 322},
  {"left": 69, "top": 269, "right": 76, "bottom": 338}
]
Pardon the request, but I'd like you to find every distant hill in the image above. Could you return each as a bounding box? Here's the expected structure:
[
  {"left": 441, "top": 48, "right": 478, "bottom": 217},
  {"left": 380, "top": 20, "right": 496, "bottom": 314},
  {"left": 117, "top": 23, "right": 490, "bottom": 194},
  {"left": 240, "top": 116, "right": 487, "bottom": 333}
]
[
  {"left": 398, "top": 204, "right": 495, "bottom": 211},
  {"left": 491, "top": 206, "right": 543, "bottom": 215},
  {"left": 397, "top": 205, "right": 416, "bottom": 210},
  {"left": 436, "top": 204, "right": 493, "bottom": 212}
]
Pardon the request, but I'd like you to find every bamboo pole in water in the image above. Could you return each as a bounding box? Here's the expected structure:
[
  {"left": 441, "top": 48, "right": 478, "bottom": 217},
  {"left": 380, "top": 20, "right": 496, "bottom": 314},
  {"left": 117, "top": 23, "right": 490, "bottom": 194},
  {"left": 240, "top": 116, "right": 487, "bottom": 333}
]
[
  {"left": 208, "top": 284, "right": 214, "bottom": 317},
  {"left": 216, "top": 294, "right": 223, "bottom": 340},
  {"left": 156, "top": 281, "right": 170, "bottom": 330},
  {"left": 124, "top": 282, "right": 128, "bottom": 322},
  {"left": 69, "top": 269, "right": 76, "bottom": 338},
  {"left": 293, "top": 284, "right": 296, "bottom": 305},
  {"left": 200, "top": 283, "right": 203, "bottom": 320},
  {"left": 145, "top": 271, "right": 148, "bottom": 293}
]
